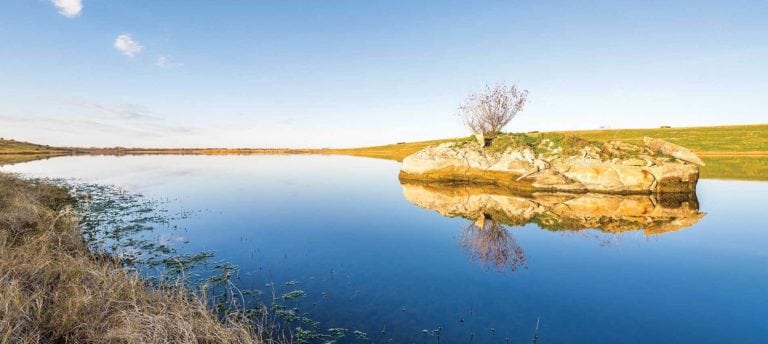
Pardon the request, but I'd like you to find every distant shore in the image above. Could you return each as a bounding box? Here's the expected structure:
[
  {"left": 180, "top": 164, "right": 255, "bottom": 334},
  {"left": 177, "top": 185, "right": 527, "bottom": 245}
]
[{"left": 2, "top": 124, "right": 767, "bottom": 180}]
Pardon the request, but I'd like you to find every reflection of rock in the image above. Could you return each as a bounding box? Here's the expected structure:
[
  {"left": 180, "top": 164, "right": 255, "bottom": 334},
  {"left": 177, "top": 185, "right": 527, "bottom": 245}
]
[
  {"left": 399, "top": 137, "right": 700, "bottom": 194},
  {"left": 402, "top": 183, "right": 705, "bottom": 235}
]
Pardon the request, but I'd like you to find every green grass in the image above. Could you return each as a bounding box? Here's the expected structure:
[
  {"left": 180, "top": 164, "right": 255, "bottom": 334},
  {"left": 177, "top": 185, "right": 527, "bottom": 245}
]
[
  {"left": 555, "top": 124, "right": 768, "bottom": 153},
  {"left": 485, "top": 132, "right": 597, "bottom": 156}
]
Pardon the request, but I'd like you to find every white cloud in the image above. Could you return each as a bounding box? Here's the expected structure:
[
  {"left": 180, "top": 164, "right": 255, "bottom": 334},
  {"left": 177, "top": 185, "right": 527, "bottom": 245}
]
[
  {"left": 114, "top": 34, "right": 143, "bottom": 57},
  {"left": 156, "top": 55, "right": 183, "bottom": 69},
  {"left": 51, "top": 0, "right": 83, "bottom": 18}
]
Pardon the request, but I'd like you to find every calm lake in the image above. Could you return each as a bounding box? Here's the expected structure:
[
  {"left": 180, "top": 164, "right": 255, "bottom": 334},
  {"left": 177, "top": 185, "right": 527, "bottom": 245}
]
[{"left": 2, "top": 155, "right": 766, "bottom": 343}]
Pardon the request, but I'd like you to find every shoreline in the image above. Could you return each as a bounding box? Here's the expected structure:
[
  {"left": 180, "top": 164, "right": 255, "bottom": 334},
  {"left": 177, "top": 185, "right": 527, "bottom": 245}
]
[
  {"left": 0, "top": 172, "right": 265, "bottom": 343},
  {"left": 2, "top": 124, "right": 767, "bottom": 181},
  {"left": 2, "top": 150, "right": 767, "bottom": 182},
  {"left": 3, "top": 123, "right": 766, "bottom": 159}
]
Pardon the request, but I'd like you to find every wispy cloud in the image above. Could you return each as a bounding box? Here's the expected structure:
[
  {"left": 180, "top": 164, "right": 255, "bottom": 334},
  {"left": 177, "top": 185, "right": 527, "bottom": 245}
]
[
  {"left": 114, "top": 34, "right": 143, "bottom": 57},
  {"left": 0, "top": 99, "right": 195, "bottom": 142},
  {"left": 156, "top": 55, "right": 183, "bottom": 69},
  {"left": 0, "top": 114, "right": 180, "bottom": 139},
  {"left": 51, "top": 0, "right": 82, "bottom": 18},
  {"left": 73, "top": 101, "right": 157, "bottom": 121}
]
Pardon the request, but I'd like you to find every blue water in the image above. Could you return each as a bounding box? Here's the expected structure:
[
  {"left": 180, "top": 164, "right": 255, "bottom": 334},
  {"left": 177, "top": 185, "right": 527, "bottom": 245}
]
[{"left": 3, "top": 155, "right": 766, "bottom": 343}]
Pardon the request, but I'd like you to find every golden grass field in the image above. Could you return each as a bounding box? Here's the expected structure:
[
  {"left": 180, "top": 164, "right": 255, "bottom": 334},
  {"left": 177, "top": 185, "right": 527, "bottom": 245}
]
[{"left": 2, "top": 124, "right": 767, "bottom": 180}]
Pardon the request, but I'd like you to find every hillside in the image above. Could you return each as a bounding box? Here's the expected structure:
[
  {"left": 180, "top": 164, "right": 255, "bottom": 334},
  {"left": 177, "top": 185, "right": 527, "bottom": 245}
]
[
  {"left": 0, "top": 138, "right": 71, "bottom": 154},
  {"left": 0, "top": 139, "right": 74, "bottom": 165}
]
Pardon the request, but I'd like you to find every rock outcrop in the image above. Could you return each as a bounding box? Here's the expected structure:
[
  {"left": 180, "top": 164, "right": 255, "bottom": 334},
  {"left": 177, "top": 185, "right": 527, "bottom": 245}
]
[
  {"left": 399, "top": 134, "right": 701, "bottom": 194},
  {"left": 402, "top": 183, "right": 705, "bottom": 235},
  {"left": 643, "top": 137, "right": 706, "bottom": 166}
]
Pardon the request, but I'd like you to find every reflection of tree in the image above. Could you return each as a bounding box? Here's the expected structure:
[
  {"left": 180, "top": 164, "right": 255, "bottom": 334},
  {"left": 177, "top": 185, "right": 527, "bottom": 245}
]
[{"left": 459, "top": 214, "right": 527, "bottom": 272}]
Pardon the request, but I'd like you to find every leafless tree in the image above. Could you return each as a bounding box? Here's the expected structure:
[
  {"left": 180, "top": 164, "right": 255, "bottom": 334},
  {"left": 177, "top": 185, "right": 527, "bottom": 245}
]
[{"left": 459, "top": 83, "right": 529, "bottom": 135}]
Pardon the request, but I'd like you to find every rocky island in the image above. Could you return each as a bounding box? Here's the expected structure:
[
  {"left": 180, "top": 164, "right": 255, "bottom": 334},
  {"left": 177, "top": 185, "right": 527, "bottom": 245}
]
[{"left": 399, "top": 133, "right": 704, "bottom": 194}]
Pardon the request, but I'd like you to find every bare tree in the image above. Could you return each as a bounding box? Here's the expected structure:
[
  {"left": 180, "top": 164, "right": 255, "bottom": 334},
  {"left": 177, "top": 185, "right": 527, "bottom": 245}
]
[{"left": 459, "top": 83, "right": 529, "bottom": 136}]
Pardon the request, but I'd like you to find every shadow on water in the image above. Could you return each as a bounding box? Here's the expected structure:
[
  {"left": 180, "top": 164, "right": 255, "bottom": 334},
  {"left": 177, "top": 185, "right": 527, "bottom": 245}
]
[{"left": 402, "top": 182, "right": 705, "bottom": 272}]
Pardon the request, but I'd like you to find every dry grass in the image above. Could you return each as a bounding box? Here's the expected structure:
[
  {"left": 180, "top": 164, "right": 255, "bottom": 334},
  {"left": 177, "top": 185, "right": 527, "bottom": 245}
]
[
  {"left": 0, "top": 139, "right": 72, "bottom": 155},
  {"left": 320, "top": 139, "right": 460, "bottom": 161},
  {"left": 0, "top": 173, "right": 269, "bottom": 344}
]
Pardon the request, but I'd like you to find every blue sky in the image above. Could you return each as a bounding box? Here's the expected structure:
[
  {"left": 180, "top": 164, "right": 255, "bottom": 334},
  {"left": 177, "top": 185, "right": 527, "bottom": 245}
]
[{"left": 1, "top": 1, "right": 766, "bottom": 148}]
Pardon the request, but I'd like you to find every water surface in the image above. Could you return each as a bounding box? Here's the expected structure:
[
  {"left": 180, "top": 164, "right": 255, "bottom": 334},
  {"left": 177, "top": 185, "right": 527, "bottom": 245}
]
[{"left": 2, "top": 155, "right": 766, "bottom": 343}]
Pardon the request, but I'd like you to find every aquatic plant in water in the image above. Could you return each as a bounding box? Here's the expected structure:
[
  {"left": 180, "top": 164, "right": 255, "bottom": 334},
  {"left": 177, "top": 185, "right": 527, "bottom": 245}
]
[
  {"left": 52, "top": 179, "right": 374, "bottom": 343},
  {"left": 282, "top": 290, "right": 307, "bottom": 300}
]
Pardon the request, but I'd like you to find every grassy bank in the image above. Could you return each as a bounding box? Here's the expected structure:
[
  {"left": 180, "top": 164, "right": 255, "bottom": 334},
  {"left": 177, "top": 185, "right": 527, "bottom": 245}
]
[{"left": 0, "top": 173, "right": 264, "bottom": 343}]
